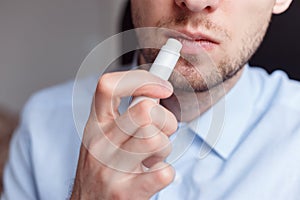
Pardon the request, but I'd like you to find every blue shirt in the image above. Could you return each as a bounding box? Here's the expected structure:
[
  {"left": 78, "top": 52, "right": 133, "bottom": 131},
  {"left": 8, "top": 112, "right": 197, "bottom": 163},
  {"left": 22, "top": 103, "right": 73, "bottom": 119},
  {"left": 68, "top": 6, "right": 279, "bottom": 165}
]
[{"left": 2, "top": 65, "right": 300, "bottom": 200}]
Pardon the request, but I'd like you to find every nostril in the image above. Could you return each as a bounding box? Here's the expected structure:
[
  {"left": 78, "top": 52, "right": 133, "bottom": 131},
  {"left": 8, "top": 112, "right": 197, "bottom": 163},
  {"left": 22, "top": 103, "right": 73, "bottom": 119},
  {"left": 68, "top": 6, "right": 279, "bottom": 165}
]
[
  {"left": 176, "top": 0, "right": 219, "bottom": 13},
  {"left": 180, "top": 2, "right": 187, "bottom": 8},
  {"left": 206, "top": 6, "right": 212, "bottom": 11}
]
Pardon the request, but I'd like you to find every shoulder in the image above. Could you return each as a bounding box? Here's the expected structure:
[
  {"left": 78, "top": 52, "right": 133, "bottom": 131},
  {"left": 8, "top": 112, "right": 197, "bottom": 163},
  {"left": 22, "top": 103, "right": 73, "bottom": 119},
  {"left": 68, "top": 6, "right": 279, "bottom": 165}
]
[
  {"left": 24, "top": 80, "right": 74, "bottom": 112},
  {"left": 20, "top": 76, "right": 97, "bottom": 138},
  {"left": 248, "top": 66, "right": 300, "bottom": 135},
  {"left": 270, "top": 71, "right": 300, "bottom": 112},
  {"left": 249, "top": 66, "right": 300, "bottom": 111},
  {"left": 8, "top": 80, "right": 83, "bottom": 199},
  {"left": 18, "top": 80, "right": 76, "bottom": 138}
]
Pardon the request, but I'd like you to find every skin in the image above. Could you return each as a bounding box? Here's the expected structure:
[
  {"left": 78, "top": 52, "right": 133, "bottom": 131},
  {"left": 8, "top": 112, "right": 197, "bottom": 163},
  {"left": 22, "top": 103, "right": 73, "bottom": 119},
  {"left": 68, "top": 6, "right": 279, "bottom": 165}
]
[
  {"left": 134, "top": 1, "right": 270, "bottom": 92},
  {"left": 71, "top": 0, "right": 293, "bottom": 199}
]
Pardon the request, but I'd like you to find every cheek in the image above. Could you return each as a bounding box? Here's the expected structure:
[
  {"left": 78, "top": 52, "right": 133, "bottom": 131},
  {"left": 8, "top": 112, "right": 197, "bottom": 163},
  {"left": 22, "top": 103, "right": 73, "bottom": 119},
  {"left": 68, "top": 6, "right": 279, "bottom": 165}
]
[
  {"left": 233, "top": 0, "right": 274, "bottom": 32},
  {"left": 221, "top": 2, "right": 273, "bottom": 53}
]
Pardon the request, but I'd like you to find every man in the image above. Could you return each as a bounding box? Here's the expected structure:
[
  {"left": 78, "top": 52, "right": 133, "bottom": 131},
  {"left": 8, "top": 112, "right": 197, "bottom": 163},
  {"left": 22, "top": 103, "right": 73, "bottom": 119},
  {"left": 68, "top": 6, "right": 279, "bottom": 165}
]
[{"left": 2, "top": 0, "right": 299, "bottom": 199}]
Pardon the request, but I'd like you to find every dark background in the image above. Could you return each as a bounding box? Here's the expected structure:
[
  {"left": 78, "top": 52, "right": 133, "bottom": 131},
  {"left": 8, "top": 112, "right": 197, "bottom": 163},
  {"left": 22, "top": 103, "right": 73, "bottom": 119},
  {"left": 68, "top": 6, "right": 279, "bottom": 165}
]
[{"left": 250, "top": 0, "right": 300, "bottom": 80}]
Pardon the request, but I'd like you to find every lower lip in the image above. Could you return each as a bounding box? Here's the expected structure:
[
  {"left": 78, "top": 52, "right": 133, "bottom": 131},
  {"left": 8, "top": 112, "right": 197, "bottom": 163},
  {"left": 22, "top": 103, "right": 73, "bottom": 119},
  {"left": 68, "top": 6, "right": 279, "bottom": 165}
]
[{"left": 177, "top": 38, "right": 218, "bottom": 54}]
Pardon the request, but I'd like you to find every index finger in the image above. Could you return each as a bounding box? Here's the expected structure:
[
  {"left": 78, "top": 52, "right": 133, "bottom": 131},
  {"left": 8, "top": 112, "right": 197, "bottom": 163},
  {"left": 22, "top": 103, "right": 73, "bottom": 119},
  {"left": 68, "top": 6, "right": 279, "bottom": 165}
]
[{"left": 93, "top": 70, "right": 173, "bottom": 122}]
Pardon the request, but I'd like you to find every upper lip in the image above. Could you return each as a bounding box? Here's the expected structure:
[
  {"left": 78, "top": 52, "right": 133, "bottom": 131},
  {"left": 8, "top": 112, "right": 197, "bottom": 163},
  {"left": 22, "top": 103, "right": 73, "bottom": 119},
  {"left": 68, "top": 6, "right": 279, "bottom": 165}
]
[{"left": 168, "top": 29, "right": 220, "bottom": 44}]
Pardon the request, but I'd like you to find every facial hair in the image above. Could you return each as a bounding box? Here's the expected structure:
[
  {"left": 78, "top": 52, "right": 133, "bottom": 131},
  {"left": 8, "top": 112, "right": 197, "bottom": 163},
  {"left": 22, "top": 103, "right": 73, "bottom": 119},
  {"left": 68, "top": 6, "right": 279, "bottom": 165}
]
[{"left": 136, "top": 12, "right": 272, "bottom": 92}]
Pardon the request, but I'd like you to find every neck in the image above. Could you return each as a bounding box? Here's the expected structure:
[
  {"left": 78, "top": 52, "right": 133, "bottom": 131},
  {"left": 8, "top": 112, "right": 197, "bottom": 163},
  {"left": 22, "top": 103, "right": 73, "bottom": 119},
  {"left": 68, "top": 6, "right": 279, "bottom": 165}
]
[{"left": 160, "top": 68, "right": 244, "bottom": 122}]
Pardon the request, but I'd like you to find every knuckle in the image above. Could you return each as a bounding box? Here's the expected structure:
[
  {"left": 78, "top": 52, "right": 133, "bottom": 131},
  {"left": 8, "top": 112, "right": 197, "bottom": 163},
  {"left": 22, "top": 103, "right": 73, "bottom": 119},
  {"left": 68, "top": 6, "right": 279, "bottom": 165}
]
[
  {"left": 135, "top": 100, "right": 156, "bottom": 125},
  {"left": 143, "top": 133, "right": 164, "bottom": 152},
  {"left": 144, "top": 141, "right": 158, "bottom": 153},
  {"left": 135, "top": 69, "right": 149, "bottom": 78},
  {"left": 138, "top": 100, "right": 155, "bottom": 112},
  {"left": 97, "top": 73, "right": 114, "bottom": 95},
  {"left": 110, "top": 188, "right": 123, "bottom": 200},
  {"left": 159, "top": 138, "right": 172, "bottom": 156},
  {"left": 164, "top": 112, "right": 178, "bottom": 135},
  {"left": 138, "top": 182, "right": 156, "bottom": 197},
  {"left": 85, "top": 136, "right": 100, "bottom": 151},
  {"left": 163, "top": 147, "right": 172, "bottom": 158},
  {"left": 157, "top": 167, "right": 175, "bottom": 186},
  {"left": 169, "top": 117, "right": 178, "bottom": 133},
  {"left": 160, "top": 140, "right": 172, "bottom": 155}
]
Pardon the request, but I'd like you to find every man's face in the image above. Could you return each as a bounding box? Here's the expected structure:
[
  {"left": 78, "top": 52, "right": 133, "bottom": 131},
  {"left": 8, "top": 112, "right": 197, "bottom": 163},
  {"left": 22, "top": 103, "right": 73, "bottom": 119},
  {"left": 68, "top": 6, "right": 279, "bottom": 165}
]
[{"left": 131, "top": 0, "right": 279, "bottom": 92}]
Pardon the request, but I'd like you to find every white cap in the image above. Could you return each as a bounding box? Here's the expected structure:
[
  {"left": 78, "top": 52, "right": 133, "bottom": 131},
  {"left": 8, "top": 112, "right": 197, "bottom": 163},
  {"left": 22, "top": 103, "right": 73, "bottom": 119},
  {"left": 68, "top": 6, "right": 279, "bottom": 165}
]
[
  {"left": 130, "top": 38, "right": 182, "bottom": 107},
  {"left": 163, "top": 38, "right": 183, "bottom": 53}
]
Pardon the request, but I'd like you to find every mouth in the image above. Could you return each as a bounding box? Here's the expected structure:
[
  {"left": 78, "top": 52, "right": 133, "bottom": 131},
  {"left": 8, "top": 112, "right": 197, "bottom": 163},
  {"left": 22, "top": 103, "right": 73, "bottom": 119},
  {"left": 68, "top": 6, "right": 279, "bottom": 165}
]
[{"left": 166, "top": 29, "right": 220, "bottom": 54}]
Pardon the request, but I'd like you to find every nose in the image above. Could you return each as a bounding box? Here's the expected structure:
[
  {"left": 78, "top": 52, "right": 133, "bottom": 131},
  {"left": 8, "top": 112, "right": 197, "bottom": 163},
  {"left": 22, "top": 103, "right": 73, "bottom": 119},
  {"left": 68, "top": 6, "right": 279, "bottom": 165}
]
[{"left": 175, "top": 0, "right": 220, "bottom": 12}]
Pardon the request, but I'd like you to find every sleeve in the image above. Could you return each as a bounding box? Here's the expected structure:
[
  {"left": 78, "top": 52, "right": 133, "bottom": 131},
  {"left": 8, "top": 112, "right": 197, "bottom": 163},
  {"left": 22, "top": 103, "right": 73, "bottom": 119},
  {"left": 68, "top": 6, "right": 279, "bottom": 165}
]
[{"left": 1, "top": 101, "right": 38, "bottom": 200}]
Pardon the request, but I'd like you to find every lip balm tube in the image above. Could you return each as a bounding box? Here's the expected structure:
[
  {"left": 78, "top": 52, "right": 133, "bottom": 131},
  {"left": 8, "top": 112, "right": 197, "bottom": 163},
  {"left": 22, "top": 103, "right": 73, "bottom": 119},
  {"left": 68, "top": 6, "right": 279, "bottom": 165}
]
[{"left": 130, "top": 38, "right": 182, "bottom": 107}]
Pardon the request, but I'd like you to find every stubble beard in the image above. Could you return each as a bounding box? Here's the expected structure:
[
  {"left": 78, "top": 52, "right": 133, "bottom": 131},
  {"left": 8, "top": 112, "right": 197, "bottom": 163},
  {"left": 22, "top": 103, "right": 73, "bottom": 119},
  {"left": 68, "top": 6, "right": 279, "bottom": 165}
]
[{"left": 135, "top": 12, "right": 272, "bottom": 92}]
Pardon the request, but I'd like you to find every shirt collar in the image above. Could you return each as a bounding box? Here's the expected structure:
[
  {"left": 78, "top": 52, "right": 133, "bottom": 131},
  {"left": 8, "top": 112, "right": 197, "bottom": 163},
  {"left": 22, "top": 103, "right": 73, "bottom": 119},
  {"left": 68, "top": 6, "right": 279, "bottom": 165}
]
[{"left": 187, "top": 65, "right": 257, "bottom": 160}]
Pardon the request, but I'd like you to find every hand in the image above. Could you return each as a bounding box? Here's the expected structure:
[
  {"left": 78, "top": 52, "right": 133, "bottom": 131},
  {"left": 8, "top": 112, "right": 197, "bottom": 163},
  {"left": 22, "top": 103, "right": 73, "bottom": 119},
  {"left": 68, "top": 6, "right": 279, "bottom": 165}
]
[{"left": 71, "top": 70, "right": 178, "bottom": 200}]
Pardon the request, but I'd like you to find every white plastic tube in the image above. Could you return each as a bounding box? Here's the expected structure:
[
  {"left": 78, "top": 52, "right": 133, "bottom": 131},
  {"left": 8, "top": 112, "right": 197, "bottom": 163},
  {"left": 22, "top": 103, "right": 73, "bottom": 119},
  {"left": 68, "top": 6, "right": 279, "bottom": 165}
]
[{"left": 130, "top": 38, "right": 182, "bottom": 107}]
